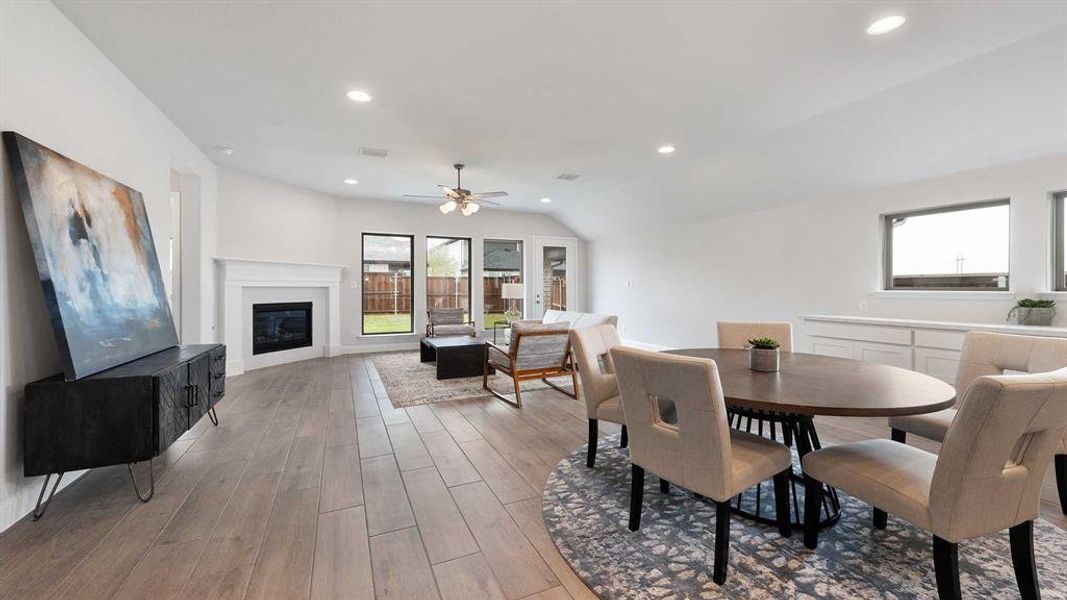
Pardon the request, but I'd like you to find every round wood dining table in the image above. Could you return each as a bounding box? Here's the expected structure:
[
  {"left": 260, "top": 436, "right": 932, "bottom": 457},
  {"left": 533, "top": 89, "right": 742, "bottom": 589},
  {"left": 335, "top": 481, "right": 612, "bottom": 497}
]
[{"left": 664, "top": 348, "right": 956, "bottom": 528}]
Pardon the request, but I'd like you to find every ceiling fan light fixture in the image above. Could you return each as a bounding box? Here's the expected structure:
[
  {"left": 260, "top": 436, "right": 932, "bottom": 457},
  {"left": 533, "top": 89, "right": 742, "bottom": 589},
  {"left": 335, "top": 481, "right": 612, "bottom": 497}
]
[
  {"left": 420, "top": 163, "right": 504, "bottom": 217},
  {"left": 866, "top": 15, "right": 906, "bottom": 36},
  {"left": 345, "top": 89, "right": 373, "bottom": 103}
]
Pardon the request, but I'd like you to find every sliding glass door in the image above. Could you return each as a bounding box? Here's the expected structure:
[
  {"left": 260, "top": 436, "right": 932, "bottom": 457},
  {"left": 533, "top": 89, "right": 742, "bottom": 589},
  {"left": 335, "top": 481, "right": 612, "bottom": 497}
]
[
  {"left": 362, "top": 233, "right": 414, "bottom": 335},
  {"left": 426, "top": 236, "right": 471, "bottom": 321},
  {"left": 483, "top": 239, "right": 523, "bottom": 329}
]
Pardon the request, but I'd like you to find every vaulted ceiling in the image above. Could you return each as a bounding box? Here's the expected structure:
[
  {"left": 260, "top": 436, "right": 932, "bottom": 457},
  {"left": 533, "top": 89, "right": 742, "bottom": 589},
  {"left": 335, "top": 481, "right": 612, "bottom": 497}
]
[{"left": 55, "top": 1, "right": 1067, "bottom": 238}]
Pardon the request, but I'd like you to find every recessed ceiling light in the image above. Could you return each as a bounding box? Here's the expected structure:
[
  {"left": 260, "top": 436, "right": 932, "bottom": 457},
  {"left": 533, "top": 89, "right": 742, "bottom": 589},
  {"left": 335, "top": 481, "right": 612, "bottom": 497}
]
[
  {"left": 657, "top": 145, "right": 676, "bottom": 154},
  {"left": 345, "top": 89, "right": 373, "bottom": 103},
  {"left": 213, "top": 145, "right": 235, "bottom": 156},
  {"left": 866, "top": 15, "right": 906, "bottom": 36},
  {"left": 344, "top": 178, "right": 359, "bottom": 185},
  {"left": 539, "top": 197, "right": 552, "bottom": 204}
]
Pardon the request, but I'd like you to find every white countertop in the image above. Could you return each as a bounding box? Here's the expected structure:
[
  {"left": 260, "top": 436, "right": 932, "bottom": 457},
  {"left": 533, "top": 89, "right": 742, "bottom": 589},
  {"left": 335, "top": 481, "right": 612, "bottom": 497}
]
[{"left": 800, "top": 314, "right": 1067, "bottom": 338}]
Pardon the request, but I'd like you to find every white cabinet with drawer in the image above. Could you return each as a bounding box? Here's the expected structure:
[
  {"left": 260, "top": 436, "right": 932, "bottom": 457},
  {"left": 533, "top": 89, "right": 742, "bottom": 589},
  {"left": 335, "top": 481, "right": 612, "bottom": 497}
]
[
  {"left": 914, "top": 347, "right": 962, "bottom": 384},
  {"left": 809, "top": 337, "right": 913, "bottom": 368},
  {"left": 801, "top": 315, "right": 1067, "bottom": 384},
  {"left": 854, "top": 341, "right": 913, "bottom": 369},
  {"left": 810, "top": 337, "right": 854, "bottom": 360}
]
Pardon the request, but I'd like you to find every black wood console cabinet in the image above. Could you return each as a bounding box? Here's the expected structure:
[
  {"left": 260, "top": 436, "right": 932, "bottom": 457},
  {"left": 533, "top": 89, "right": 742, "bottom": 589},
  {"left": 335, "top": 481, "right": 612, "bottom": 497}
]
[{"left": 24, "top": 344, "right": 226, "bottom": 519}]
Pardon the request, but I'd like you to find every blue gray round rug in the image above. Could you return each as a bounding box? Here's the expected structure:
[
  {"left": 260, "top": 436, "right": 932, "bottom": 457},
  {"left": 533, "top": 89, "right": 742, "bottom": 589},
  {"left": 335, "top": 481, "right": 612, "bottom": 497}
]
[{"left": 542, "top": 435, "right": 1067, "bottom": 599}]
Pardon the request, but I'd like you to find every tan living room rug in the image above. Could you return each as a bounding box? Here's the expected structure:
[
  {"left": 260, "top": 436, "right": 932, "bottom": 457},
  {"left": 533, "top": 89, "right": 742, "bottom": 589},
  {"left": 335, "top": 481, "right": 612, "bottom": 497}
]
[{"left": 371, "top": 351, "right": 572, "bottom": 408}]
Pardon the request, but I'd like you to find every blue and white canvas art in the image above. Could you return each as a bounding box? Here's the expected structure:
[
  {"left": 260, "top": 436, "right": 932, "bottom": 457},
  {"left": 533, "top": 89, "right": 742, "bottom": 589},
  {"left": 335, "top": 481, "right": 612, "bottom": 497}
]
[{"left": 4, "top": 132, "right": 178, "bottom": 380}]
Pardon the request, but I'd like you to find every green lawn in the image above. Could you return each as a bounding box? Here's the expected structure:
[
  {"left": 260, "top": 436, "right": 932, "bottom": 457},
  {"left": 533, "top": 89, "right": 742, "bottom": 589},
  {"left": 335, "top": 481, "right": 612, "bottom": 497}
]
[
  {"left": 363, "top": 313, "right": 413, "bottom": 334},
  {"left": 364, "top": 312, "right": 512, "bottom": 334}
]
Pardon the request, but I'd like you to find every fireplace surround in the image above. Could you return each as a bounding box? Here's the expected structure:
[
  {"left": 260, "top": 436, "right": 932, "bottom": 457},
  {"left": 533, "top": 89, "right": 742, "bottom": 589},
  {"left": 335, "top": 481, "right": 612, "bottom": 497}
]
[{"left": 216, "top": 258, "right": 345, "bottom": 375}]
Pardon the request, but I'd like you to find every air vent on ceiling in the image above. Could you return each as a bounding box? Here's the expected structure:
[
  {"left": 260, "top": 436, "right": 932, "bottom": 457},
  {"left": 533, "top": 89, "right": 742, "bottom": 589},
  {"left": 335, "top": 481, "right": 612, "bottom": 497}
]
[
  {"left": 359, "top": 147, "right": 390, "bottom": 158},
  {"left": 556, "top": 173, "right": 581, "bottom": 181}
]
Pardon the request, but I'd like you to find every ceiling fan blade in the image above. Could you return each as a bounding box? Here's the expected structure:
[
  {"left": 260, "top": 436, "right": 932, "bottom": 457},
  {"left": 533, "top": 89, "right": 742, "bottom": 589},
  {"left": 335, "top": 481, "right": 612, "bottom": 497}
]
[
  {"left": 438, "top": 186, "right": 461, "bottom": 198},
  {"left": 475, "top": 199, "right": 501, "bottom": 207},
  {"left": 403, "top": 194, "right": 446, "bottom": 199},
  {"left": 470, "top": 191, "right": 508, "bottom": 199}
]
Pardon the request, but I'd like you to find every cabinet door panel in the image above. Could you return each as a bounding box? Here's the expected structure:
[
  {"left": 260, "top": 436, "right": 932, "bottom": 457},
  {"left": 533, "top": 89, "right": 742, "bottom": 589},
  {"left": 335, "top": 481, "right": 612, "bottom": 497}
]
[
  {"left": 188, "top": 354, "right": 211, "bottom": 420},
  {"left": 915, "top": 347, "right": 961, "bottom": 384},
  {"left": 156, "top": 363, "right": 190, "bottom": 452},
  {"left": 810, "top": 337, "right": 854, "bottom": 359},
  {"left": 854, "top": 341, "right": 913, "bottom": 369}
]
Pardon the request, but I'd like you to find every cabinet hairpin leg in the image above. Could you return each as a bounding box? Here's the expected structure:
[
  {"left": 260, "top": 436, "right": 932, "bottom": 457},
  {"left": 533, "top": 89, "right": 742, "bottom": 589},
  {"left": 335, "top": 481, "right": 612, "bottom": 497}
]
[
  {"left": 128, "top": 461, "right": 154, "bottom": 502},
  {"left": 32, "top": 472, "right": 65, "bottom": 521},
  {"left": 208, "top": 406, "right": 219, "bottom": 426}
]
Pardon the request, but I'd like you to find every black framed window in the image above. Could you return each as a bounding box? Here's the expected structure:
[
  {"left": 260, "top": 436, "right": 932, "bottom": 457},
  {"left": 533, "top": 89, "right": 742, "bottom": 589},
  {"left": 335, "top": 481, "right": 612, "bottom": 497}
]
[
  {"left": 883, "top": 199, "right": 1010, "bottom": 291},
  {"left": 426, "top": 236, "right": 472, "bottom": 321},
  {"left": 362, "top": 233, "right": 414, "bottom": 335},
  {"left": 1055, "top": 192, "right": 1067, "bottom": 291},
  {"left": 483, "top": 239, "right": 523, "bottom": 329}
]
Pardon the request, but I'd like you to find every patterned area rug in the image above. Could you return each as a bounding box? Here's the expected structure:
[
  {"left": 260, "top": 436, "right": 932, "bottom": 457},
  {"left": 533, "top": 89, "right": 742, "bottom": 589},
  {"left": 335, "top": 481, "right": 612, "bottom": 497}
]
[
  {"left": 372, "top": 351, "right": 569, "bottom": 408},
  {"left": 542, "top": 436, "right": 1067, "bottom": 599}
]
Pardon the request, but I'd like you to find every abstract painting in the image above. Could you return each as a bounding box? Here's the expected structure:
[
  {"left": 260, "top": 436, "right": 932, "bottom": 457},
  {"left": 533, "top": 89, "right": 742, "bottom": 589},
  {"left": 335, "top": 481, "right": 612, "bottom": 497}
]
[{"left": 4, "top": 132, "right": 178, "bottom": 380}]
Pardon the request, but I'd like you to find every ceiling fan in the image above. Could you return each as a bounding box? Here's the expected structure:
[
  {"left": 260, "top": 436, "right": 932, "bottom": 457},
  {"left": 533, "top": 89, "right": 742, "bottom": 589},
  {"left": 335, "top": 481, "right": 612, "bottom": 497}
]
[{"left": 404, "top": 163, "right": 508, "bottom": 216}]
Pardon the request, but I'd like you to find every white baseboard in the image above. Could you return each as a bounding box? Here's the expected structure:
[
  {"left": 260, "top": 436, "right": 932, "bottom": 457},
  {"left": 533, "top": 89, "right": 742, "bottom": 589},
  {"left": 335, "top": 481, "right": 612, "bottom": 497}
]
[
  {"left": 0, "top": 469, "right": 88, "bottom": 533},
  {"left": 226, "top": 358, "right": 245, "bottom": 377},
  {"left": 225, "top": 341, "right": 419, "bottom": 376}
]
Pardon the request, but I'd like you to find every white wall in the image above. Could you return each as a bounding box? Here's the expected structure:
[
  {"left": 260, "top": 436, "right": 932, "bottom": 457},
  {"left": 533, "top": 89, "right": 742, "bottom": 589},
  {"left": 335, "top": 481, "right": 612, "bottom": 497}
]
[
  {"left": 0, "top": 2, "right": 218, "bottom": 531},
  {"left": 589, "top": 154, "right": 1067, "bottom": 349},
  {"left": 217, "top": 168, "right": 582, "bottom": 350}
]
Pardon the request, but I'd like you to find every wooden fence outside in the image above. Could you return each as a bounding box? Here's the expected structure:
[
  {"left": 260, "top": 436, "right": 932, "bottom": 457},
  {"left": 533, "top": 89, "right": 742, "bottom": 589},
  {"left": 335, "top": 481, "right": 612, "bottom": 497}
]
[
  {"left": 362, "top": 272, "right": 412, "bottom": 314},
  {"left": 363, "top": 273, "right": 552, "bottom": 314},
  {"left": 362, "top": 273, "right": 473, "bottom": 314},
  {"left": 548, "top": 279, "right": 567, "bottom": 310}
]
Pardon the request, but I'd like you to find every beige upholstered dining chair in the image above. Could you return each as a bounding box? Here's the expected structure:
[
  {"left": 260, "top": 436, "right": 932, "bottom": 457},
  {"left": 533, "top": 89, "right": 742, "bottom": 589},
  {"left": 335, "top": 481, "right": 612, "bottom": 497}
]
[
  {"left": 483, "top": 320, "right": 576, "bottom": 407},
  {"left": 888, "top": 332, "right": 1067, "bottom": 515},
  {"left": 570, "top": 324, "right": 627, "bottom": 467},
  {"left": 803, "top": 368, "right": 1067, "bottom": 600},
  {"left": 610, "top": 347, "right": 793, "bottom": 585},
  {"left": 717, "top": 321, "right": 793, "bottom": 351}
]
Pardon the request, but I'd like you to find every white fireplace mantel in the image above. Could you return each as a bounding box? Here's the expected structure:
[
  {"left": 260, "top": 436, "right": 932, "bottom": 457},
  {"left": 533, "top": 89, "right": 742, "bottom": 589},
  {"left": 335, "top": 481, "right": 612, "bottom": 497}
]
[{"left": 216, "top": 257, "right": 346, "bottom": 375}]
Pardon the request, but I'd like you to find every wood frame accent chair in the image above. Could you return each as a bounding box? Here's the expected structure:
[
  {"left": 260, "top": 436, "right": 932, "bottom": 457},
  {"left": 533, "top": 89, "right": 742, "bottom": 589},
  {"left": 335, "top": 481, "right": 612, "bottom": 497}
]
[
  {"left": 610, "top": 347, "right": 793, "bottom": 585},
  {"left": 570, "top": 324, "right": 627, "bottom": 467},
  {"left": 483, "top": 320, "right": 577, "bottom": 407},
  {"left": 888, "top": 332, "right": 1067, "bottom": 515},
  {"left": 717, "top": 321, "right": 793, "bottom": 351},
  {"left": 426, "top": 307, "right": 476, "bottom": 337},
  {"left": 803, "top": 367, "right": 1067, "bottom": 600}
]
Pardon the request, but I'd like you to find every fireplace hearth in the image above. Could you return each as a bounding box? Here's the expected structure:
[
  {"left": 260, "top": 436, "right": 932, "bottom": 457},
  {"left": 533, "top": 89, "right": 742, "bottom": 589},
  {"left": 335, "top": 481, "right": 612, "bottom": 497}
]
[{"left": 252, "top": 302, "right": 312, "bottom": 355}]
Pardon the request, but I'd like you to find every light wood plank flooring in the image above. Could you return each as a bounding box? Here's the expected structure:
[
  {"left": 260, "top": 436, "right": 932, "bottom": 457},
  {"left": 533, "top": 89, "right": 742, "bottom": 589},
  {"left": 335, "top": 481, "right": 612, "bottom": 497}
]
[{"left": 0, "top": 354, "right": 1063, "bottom": 599}]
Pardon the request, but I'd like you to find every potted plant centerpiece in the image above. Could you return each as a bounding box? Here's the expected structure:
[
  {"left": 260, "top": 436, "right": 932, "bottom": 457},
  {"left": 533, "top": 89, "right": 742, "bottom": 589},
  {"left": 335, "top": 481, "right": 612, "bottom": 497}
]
[
  {"left": 1007, "top": 298, "right": 1056, "bottom": 326},
  {"left": 747, "top": 337, "right": 781, "bottom": 372}
]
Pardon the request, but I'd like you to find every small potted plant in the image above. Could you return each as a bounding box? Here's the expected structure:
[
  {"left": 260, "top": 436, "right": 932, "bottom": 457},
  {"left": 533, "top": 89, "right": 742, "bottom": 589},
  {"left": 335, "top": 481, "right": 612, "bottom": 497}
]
[
  {"left": 1007, "top": 298, "right": 1056, "bottom": 326},
  {"left": 747, "top": 337, "right": 781, "bottom": 372}
]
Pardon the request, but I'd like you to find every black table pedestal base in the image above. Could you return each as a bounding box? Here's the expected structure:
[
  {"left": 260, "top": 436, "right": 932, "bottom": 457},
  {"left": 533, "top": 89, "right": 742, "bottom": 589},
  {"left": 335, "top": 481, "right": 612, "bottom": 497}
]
[{"left": 720, "top": 408, "right": 841, "bottom": 529}]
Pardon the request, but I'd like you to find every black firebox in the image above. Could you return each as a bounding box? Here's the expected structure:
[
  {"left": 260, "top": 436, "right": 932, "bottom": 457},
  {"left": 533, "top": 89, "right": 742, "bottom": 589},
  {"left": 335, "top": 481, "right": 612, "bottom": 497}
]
[{"left": 252, "top": 302, "right": 312, "bottom": 355}]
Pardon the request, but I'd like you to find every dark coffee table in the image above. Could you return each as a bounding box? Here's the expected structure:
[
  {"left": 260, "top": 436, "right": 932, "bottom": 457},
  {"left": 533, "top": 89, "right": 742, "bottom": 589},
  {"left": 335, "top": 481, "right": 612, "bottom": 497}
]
[{"left": 420, "top": 336, "right": 495, "bottom": 380}]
